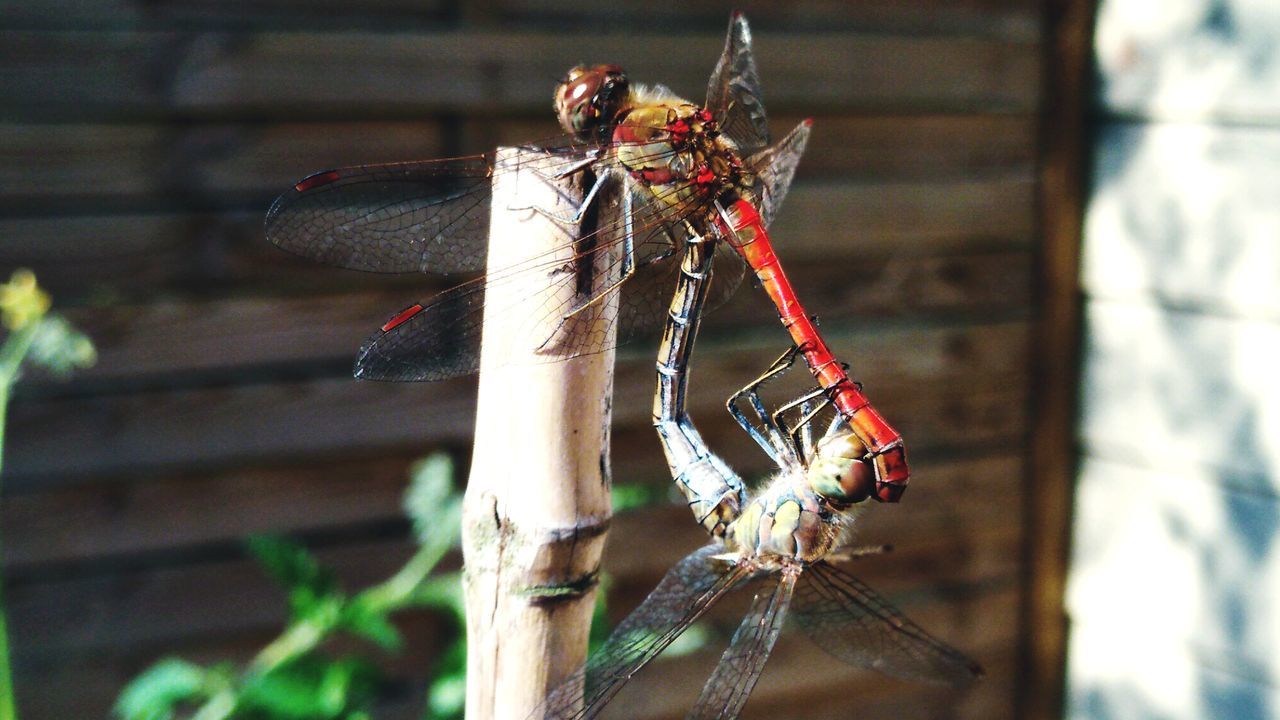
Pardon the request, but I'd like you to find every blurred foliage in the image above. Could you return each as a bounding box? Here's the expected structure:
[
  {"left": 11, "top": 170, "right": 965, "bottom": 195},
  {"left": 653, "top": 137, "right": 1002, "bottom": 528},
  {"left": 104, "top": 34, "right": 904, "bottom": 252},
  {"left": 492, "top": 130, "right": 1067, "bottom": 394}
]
[
  {"left": 0, "top": 269, "right": 98, "bottom": 720},
  {"left": 0, "top": 269, "right": 96, "bottom": 383},
  {"left": 115, "top": 455, "right": 465, "bottom": 720},
  {"left": 114, "top": 451, "right": 676, "bottom": 720}
]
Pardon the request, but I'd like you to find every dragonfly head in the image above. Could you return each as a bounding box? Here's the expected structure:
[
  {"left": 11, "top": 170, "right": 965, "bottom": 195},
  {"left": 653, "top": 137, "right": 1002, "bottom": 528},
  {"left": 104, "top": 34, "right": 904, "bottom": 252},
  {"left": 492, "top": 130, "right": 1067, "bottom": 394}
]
[
  {"left": 806, "top": 431, "right": 875, "bottom": 506},
  {"left": 555, "top": 64, "right": 630, "bottom": 141}
]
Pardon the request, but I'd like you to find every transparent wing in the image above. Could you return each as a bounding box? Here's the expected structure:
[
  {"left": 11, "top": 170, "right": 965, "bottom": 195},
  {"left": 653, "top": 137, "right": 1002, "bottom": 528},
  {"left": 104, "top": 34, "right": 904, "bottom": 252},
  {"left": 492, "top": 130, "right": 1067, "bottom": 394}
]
[
  {"left": 268, "top": 110, "right": 808, "bottom": 382},
  {"left": 686, "top": 569, "right": 797, "bottom": 720},
  {"left": 353, "top": 178, "right": 718, "bottom": 381},
  {"left": 266, "top": 152, "right": 507, "bottom": 274},
  {"left": 264, "top": 134, "right": 635, "bottom": 275},
  {"left": 705, "top": 12, "right": 770, "bottom": 157},
  {"left": 791, "top": 561, "right": 985, "bottom": 688},
  {"left": 535, "top": 545, "right": 750, "bottom": 720},
  {"left": 746, "top": 120, "right": 812, "bottom": 228}
]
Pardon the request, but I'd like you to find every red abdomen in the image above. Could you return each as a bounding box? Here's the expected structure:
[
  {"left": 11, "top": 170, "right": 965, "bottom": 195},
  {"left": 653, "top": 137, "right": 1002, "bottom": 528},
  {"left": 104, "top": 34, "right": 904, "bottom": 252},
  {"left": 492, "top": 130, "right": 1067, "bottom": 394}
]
[{"left": 715, "top": 198, "right": 910, "bottom": 502}]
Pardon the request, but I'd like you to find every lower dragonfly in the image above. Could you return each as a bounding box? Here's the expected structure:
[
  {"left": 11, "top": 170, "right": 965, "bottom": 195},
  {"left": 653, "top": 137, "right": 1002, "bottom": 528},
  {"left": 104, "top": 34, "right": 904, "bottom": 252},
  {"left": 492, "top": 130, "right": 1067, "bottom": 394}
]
[
  {"left": 535, "top": 245, "right": 983, "bottom": 718},
  {"left": 265, "top": 13, "right": 910, "bottom": 503}
]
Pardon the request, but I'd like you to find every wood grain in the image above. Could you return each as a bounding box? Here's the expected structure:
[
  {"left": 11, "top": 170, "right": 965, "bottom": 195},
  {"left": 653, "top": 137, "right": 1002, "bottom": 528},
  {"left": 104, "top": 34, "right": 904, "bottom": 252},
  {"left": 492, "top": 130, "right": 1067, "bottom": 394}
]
[
  {"left": 0, "top": 114, "right": 1033, "bottom": 207},
  {"left": 0, "top": 3, "right": 1054, "bottom": 718},
  {"left": 0, "top": 178, "right": 1035, "bottom": 303},
  {"left": 7, "top": 473, "right": 1022, "bottom": 657},
  {"left": 4, "top": 320, "right": 1030, "bottom": 486},
  {"left": 0, "top": 30, "right": 1039, "bottom": 120}
]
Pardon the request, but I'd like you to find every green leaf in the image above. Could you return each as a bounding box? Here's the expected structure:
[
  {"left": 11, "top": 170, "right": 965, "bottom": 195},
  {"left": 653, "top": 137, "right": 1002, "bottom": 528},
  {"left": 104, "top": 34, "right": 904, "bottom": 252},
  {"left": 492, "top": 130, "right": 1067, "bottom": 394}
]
[
  {"left": 404, "top": 453, "right": 462, "bottom": 550},
  {"left": 241, "top": 656, "right": 379, "bottom": 719},
  {"left": 610, "top": 483, "right": 661, "bottom": 512},
  {"left": 406, "top": 573, "right": 465, "bottom": 620},
  {"left": 587, "top": 573, "right": 613, "bottom": 651},
  {"left": 425, "top": 673, "right": 465, "bottom": 720},
  {"left": 340, "top": 601, "right": 403, "bottom": 651},
  {"left": 248, "top": 535, "right": 338, "bottom": 620},
  {"left": 27, "top": 314, "right": 96, "bottom": 375},
  {"left": 424, "top": 641, "right": 467, "bottom": 720},
  {"left": 113, "top": 658, "right": 208, "bottom": 720}
]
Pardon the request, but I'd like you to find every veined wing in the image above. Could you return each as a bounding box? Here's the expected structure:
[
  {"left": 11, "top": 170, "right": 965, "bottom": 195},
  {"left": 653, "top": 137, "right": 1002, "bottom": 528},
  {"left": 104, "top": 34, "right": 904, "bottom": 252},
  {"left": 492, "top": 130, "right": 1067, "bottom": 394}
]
[
  {"left": 264, "top": 133, "right": 633, "bottom": 275},
  {"left": 791, "top": 561, "right": 985, "bottom": 688},
  {"left": 746, "top": 120, "right": 811, "bottom": 228},
  {"left": 270, "top": 114, "right": 808, "bottom": 382},
  {"left": 267, "top": 152, "right": 507, "bottom": 274},
  {"left": 705, "top": 12, "right": 770, "bottom": 157},
  {"left": 535, "top": 545, "right": 750, "bottom": 720},
  {"left": 686, "top": 567, "right": 798, "bottom": 720},
  {"left": 353, "top": 175, "right": 720, "bottom": 381}
]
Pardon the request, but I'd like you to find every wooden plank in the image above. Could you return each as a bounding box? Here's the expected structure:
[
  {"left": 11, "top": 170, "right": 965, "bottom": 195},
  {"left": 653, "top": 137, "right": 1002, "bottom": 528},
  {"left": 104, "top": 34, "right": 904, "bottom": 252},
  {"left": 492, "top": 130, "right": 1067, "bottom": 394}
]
[
  {"left": 1022, "top": 0, "right": 1092, "bottom": 718},
  {"left": 0, "top": 30, "right": 1040, "bottom": 119},
  {"left": 0, "top": 114, "right": 1034, "bottom": 206},
  {"left": 496, "top": 0, "right": 1041, "bottom": 40},
  {"left": 1067, "top": 456, "right": 1280, "bottom": 694},
  {"left": 3, "top": 444, "right": 1020, "bottom": 571},
  {"left": 469, "top": 113, "right": 1038, "bottom": 182},
  {"left": 2, "top": 453, "right": 420, "bottom": 569},
  {"left": 1080, "top": 299, "right": 1280, "bottom": 493},
  {"left": 38, "top": 248, "right": 1028, "bottom": 386},
  {"left": 9, "top": 585, "right": 1018, "bottom": 720},
  {"left": 2, "top": 0, "right": 1038, "bottom": 39},
  {"left": 0, "top": 209, "right": 418, "bottom": 302},
  {"left": 1095, "top": 0, "right": 1280, "bottom": 123},
  {"left": 0, "top": 0, "right": 450, "bottom": 31},
  {"left": 0, "top": 121, "right": 449, "bottom": 208},
  {"left": 3, "top": 320, "right": 1031, "bottom": 486},
  {"left": 7, "top": 496, "right": 1021, "bottom": 658},
  {"left": 0, "top": 177, "right": 1036, "bottom": 302},
  {"left": 1083, "top": 122, "right": 1280, "bottom": 320}
]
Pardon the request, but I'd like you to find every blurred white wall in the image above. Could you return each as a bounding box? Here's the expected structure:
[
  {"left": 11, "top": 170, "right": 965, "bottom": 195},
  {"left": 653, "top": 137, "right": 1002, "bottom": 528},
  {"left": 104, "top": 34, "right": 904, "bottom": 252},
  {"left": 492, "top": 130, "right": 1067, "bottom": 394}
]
[{"left": 1067, "top": 1, "right": 1280, "bottom": 718}]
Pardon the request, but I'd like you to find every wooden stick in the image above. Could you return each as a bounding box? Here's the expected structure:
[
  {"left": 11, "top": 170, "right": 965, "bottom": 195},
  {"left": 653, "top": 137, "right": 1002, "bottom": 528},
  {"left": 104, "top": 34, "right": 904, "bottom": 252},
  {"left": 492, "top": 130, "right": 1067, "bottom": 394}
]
[{"left": 463, "top": 148, "right": 617, "bottom": 719}]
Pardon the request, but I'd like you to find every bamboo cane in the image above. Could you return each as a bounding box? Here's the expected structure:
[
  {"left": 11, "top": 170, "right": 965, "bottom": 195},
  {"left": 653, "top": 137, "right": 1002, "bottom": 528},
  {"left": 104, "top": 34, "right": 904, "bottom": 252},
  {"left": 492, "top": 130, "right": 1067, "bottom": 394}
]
[{"left": 462, "top": 148, "right": 617, "bottom": 719}]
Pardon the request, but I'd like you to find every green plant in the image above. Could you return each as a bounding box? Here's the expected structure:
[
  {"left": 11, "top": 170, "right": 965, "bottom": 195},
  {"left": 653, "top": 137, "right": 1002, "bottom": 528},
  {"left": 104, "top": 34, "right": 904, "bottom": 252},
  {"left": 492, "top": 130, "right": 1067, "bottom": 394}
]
[
  {"left": 114, "top": 456, "right": 681, "bottom": 720},
  {"left": 0, "top": 269, "right": 97, "bottom": 720},
  {"left": 116, "top": 454, "right": 466, "bottom": 720}
]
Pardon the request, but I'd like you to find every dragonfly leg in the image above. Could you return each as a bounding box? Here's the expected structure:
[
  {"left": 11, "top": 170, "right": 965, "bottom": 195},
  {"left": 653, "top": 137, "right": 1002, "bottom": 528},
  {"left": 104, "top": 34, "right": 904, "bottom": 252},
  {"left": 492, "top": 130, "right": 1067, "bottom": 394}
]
[
  {"left": 770, "top": 386, "right": 831, "bottom": 468},
  {"left": 825, "top": 544, "right": 894, "bottom": 563},
  {"left": 551, "top": 191, "right": 683, "bottom": 329},
  {"left": 726, "top": 345, "right": 803, "bottom": 468},
  {"left": 543, "top": 199, "right": 641, "bottom": 335},
  {"left": 510, "top": 165, "right": 609, "bottom": 225}
]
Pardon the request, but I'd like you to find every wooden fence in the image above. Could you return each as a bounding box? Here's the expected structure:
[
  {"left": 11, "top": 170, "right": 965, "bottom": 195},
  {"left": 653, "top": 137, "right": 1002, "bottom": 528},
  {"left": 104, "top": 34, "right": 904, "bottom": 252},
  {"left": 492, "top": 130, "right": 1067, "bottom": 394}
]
[{"left": 0, "top": 2, "right": 1056, "bottom": 717}]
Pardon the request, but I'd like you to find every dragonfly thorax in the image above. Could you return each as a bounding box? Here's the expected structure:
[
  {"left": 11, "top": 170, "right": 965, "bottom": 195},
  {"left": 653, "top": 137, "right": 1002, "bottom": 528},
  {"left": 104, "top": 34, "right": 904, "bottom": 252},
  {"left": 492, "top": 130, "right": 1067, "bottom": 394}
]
[
  {"left": 611, "top": 101, "right": 747, "bottom": 215},
  {"left": 725, "top": 428, "right": 874, "bottom": 564},
  {"left": 726, "top": 475, "right": 858, "bottom": 565}
]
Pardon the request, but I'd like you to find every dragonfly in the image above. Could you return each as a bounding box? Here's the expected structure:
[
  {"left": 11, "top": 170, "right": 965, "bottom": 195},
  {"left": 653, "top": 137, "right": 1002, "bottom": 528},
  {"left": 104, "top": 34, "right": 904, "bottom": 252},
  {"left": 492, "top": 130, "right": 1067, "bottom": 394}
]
[
  {"left": 265, "top": 13, "right": 909, "bottom": 502},
  {"left": 539, "top": 339, "right": 985, "bottom": 719}
]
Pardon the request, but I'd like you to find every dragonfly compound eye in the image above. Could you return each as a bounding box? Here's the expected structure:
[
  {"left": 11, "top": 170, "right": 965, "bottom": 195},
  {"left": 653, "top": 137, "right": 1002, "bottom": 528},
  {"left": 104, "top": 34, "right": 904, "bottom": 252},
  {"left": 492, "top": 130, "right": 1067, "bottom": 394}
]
[
  {"left": 555, "top": 64, "right": 629, "bottom": 141},
  {"left": 809, "top": 432, "right": 874, "bottom": 504}
]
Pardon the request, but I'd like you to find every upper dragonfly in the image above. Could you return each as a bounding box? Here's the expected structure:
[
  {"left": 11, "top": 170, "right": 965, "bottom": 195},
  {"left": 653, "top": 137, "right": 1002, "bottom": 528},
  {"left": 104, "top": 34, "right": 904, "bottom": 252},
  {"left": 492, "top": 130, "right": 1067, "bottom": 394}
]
[{"left": 265, "top": 13, "right": 909, "bottom": 502}]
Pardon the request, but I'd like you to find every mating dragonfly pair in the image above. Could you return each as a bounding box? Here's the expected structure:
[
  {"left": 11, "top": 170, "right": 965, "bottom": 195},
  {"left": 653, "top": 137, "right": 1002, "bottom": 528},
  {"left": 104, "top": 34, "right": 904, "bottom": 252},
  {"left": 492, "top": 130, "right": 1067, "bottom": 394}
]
[{"left": 267, "top": 13, "right": 982, "bottom": 718}]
